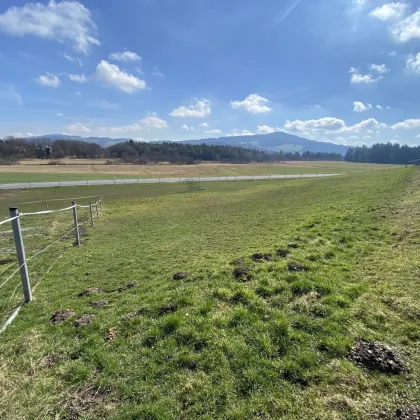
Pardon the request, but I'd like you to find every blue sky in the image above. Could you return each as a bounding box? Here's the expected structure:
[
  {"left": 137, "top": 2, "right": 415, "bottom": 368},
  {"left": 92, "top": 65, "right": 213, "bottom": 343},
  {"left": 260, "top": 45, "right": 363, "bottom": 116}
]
[{"left": 0, "top": 0, "right": 420, "bottom": 145}]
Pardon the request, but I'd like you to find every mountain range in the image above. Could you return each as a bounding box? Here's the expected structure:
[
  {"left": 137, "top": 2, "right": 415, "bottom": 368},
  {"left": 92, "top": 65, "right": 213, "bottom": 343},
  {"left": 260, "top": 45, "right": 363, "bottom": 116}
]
[{"left": 21, "top": 132, "right": 348, "bottom": 155}]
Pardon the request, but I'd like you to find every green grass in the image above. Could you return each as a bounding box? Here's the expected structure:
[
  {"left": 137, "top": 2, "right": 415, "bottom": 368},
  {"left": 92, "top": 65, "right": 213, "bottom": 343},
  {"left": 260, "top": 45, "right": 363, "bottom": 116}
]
[
  {"left": 0, "top": 169, "right": 418, "bottom": 419},
  {"left": 0, "top": 161, "right": 402, "bottom": 184}
]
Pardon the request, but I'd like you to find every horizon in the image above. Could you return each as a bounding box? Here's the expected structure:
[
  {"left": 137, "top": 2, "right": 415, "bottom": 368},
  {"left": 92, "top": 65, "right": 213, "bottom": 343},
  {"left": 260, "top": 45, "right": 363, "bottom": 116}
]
[{"left": 0, "top": 1, "right": 420, "bottom": 146}]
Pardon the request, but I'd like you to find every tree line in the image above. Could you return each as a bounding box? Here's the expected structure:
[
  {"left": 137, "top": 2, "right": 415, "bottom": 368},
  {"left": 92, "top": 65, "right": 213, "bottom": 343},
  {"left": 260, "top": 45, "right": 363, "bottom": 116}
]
[
  {"left": 345, "top": 142, "right": 420, "bottom": 164},
  {"left": 0, "top": 137, "right": 343, "bottom": 164}
]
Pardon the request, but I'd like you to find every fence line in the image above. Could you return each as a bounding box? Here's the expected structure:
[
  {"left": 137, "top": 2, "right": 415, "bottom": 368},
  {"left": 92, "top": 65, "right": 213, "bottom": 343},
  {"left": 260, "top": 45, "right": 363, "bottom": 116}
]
[{"left": 0, "top": 196, "right": 104, "bottom": 335}]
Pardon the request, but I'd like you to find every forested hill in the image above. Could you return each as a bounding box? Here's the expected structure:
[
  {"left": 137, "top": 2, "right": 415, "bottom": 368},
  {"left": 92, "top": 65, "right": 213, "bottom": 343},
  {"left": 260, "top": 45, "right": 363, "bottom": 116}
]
[
  {"left": 0, "top": 137, "right": 343, "bottom": 163},
  {"left": 345, "top": 143, "right": 420, "bottom": 164}
]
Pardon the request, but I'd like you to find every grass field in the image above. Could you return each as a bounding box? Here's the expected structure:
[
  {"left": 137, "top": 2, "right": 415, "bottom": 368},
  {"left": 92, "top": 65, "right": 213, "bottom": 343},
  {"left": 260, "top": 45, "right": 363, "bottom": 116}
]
[
  {"left": 0, "top": 161, "right": 402, "bottom": 184},
  {"left": 0, "top": 169, "right": 418, "bottom": 419}
]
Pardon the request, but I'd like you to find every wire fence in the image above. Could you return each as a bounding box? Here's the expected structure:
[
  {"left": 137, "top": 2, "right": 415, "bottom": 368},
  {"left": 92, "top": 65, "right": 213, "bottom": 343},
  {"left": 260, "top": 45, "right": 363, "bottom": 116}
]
[{"left": 0, "top": 196, "right": 104, "bottom": 334}]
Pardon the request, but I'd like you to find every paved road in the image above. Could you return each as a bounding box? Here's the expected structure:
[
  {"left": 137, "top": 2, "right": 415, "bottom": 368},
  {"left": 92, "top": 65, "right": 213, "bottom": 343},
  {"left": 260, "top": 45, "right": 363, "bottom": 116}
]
[{"left": 0, "top": 173, "right": 338, "bottom": 189}]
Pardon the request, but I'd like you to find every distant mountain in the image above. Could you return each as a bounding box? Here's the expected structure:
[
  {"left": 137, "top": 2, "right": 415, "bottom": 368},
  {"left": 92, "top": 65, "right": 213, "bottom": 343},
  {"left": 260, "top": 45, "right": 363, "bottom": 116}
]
[
  {"left": 27, "top": 134, "right": 131, "bottom": 148},
  {"left": 178, "top": 132, "right": 348, "bottom": 155},
  {"left": 24, "top": 132, "right": 348, "bottom": 154}
]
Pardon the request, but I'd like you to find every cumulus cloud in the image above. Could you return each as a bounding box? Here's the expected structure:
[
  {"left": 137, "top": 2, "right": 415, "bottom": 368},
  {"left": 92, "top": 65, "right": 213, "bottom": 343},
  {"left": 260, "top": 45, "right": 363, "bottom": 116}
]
[
  {"left": 67, "top": 123, "right": 91, "bottom": 133},
  {"left": 392, "top": 10, "right": 420, "bottom": 42},
  {"left": 100, "top": 115, "right": 168, "bottom": 133},
  {"left": 406, "top": 53, "right": 420, "bottom": 74},
  {"left": 60, "top": 52, "right": 83, "bottom": 66},
  {"left": 0, "top": 0, "right": 99, "bottom": 54},
  {"left": 69, "top": 73, "right": 87, "bottom": 83},
  {"left": 392, "top": 119, "right": 420, "bottom": 130},
  {"left": 227, "top": 129, "right": 254, "bottom": 137},
  {"left": 256, "top": 125, "right": 281, "bottom": 134},
  {"left": 353, "top": 101, "right": 373, "bottom": 112},
  {"left": 34, "top": 72, "right": 61, "bottom": 88},
  {"left": 230, "top": 94, "right": 272, "bottom": 113},
  {"left": 370, "top": 63, "right": 390, "bottom": 73},
  {"left": 109, "top": 51, "right": 141, "bottom": 62},
  {"left": 182, "top": 124, "right": 192, "bottom": 130},
  {"left": 205, "top": 129, "right": 222, "bottom": 135},
  {"left": 376, "top": 105, "right": 383, "bottom": 110},
  {"left": 170, "top": 99, "right": 211, "bottom": 118},
  {"left": 349, "top": 67, "right": 381, "bottom": 84},
  {"left": 95, "top": 60, "right": 146, "bottom": 93},
  {"left": 284, "top": 117, "right": 385, "bottom": 135},
  {"left": 370, "top": 2, "right": 408, "bottom": 21},
  {"left": 200, "top": 122, "right": 210, "bottom": 128}
]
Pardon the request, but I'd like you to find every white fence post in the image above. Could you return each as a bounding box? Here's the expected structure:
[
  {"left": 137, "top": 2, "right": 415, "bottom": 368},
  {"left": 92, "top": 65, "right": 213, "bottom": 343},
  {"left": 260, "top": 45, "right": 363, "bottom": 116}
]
[
  {"left": 9, "top": 207, "right": 32, "bottom": 303},
  {"left": 89, "top": 202, "right": 94, "bottom": 227},
  {"left": 72, "top": 202, "right": 80, "bottom": 246}
]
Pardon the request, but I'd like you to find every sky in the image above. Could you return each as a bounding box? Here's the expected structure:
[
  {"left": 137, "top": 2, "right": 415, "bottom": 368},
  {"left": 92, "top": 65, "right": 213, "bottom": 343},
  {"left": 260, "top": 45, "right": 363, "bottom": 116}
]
[{"left": 0, "top": 0, "right": 420, "bottom": 146}]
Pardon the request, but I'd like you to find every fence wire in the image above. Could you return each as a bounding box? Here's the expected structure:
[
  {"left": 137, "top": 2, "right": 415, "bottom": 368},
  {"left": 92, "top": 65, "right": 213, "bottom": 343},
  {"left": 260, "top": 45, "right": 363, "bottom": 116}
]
[{"left": 0, "top": 197, "right": 103, "bottom": 329}]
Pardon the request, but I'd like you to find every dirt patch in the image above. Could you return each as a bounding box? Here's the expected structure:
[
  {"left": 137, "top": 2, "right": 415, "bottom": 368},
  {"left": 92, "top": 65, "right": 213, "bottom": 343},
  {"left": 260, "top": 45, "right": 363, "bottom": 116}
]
[
  {"left": 0, "top": 257, "right": 14, "bottom": 265},
  {"left": 39, "top": 353, "right": 67, "bottom": 368},
  {"left": 395, "top": 405, "right": 420, "bottom": 419},
  {"left": 160, "top": 302, "right": 178, "bottom": 314},
  {"left": 173, "top": 272, "right": 190, "bottom": 280},
  {"left": 105, "top": 328, "right": 117, "bottom": 342},
  {"left": 78, "top": 287, "right": 105, "bottom": 297},
  {"left": 287, "top": 243, "right": 300, "bottom": 249},
  {"left": 232, "top": 267, "right": 251, "bottom": 281},
  {"left": 288, "top": 263, "right": 309, "bottom": 272},
  {"left": 232, "top": 258, "right": 244, "bottom": 266},
  {"left": 123, "top": 311, "right": 139, "bottom": 320},
  {"left": 276, "top": 249, "right": 290, "bottom": 258},
  {"left": 74, "top": 314, "right": 96, "bottom": 327},
  {"left": 91, "top": 298, "right": 108, "bottom": 308},
  {"left": 50, "top": 309, "right": 76, "bottom": 324},
  {"left": 251, "top": 253, "right": 273, "bottom": 262},
  {"left": 116, "top": 281, "right": 138, "bottom": 292},
  {"left": 62, "top": 385, "right": 112, "bottom": 419},
  {"left": 348, "top": 339, "right": 408, "bottom": 374}
]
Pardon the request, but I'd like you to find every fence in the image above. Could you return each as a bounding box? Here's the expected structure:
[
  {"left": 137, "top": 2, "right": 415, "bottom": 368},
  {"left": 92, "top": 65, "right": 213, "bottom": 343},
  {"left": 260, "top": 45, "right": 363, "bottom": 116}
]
[{"left": 0, "top": 196, "right": 103, "bottom": 334}]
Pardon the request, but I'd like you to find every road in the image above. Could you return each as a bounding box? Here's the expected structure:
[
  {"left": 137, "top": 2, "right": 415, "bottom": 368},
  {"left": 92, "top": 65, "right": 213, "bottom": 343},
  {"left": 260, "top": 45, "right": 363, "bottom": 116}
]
[{"left": 0, "top": 173, "right": 338, "bottom": 189}]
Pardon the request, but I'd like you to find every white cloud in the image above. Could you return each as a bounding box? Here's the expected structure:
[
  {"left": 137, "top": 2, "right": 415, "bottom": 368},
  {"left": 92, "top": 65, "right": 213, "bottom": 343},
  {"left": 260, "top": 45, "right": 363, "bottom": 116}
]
[
  {"left": 376, "top": 104, "right": 383, "bottom": 110},
  {"left": 67, "top": 123, "right": 91, "bottom": 133},
  {"left": 256, "top": 125, "right": 281, "bottom": 134},
  {"left": 284, "top": 117, "right": 385, "bottom": 135},
  {"left": 392, "top": 119, "right": 420, "bottom": 130},
  {"left": 69, "top": 73, "right": 87, "bottom": 83},
  {"left": 406, "top": 53, "right": 420, "bottom": 74},
  {"left": 170, "top": 99, "right": 211, "bottom": 118},
  {"left": 230, "top": 94, "right": 272, "bottom": 113},
  {"left": 353, "top": 101, "right": 373, "bottom": 112},
  {"left": 389, "top": 50, "right": 397, "bottom": 56},
  {"left": 56, "top": 112, "right": 63, "bottom": 117},
  {"left": 60, "top": 52, "right": 83, "bottom": 66},
  {"left": 200, "top": 122, "right": 210, "bottom": 128},
  {"left": 182, "top": 124, "right": 192, "bottom": 130},
  {"left": 95, "top": 60, "right": 146, "bottom": 93},
  {"left": 100, "top": 115, "right": 167, "bottom": 133},
  {"left": 227, "top": 129, "right": 254, "bottom": 137},
  {"left": 151, "top": 67, "right": 165, "bottom": 78},
  {"left": 370, "top": 2, "right": 408, "bottom": 21},
  {"left": 364, "top": 135, "right": 372, "bottom": 140},
  {"left": 109, "top": 51, "right": 141, "bottom": 62},
  {"left": 349, "top": 67, "right": 381, "bottom": 84},
  {"left": 34, "top": 72, "right": 61, "bottom": 88},
  {"left": 386, "top": 106, "right": 391, "bottom": 110},
  {"left": 392, "top": 10, "right": 420, "bottom": 42},
  {"left": 285, "top": 117, "right": 346, "bottom": 133},
  {"left": 140, "top": 116, "right": 168, "bottom": 129},
  {"left": 0, "top": 0, "right": 99, "bottom": 54},
  {"left": 370, "top": 63, "right": 390, "bottom": 73},
  {"left": 205, "top": 129, "right": 222, "bottom": 135}
]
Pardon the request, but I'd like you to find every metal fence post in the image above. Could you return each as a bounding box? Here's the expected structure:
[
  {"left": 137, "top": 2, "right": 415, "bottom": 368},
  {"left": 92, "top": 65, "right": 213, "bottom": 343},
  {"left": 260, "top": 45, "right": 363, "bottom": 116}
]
[
  {"left": 72, "top": 202, "right": 80, "bottom": 246},
  {"left": 95, "top": 203, "right": 99, "bottom": 218},
  {"left": 89, "top": 202, "right": 94, "bottom": 227},
  {"left": 9, "top": 207, "right": 32, "bottom": 303},
  {"left": 45, "top": 199, "right": 48, "bottom": 209}
]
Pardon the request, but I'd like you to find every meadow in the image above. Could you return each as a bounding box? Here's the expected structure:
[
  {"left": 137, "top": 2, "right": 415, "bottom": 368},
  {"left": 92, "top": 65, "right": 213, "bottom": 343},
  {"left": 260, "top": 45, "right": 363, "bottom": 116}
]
[
  {"left": 0, "top": 168, "right": 418, "bottom": 419},
  {"left": 0, "top": 160, "right": 401, "bottom": 184}
]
